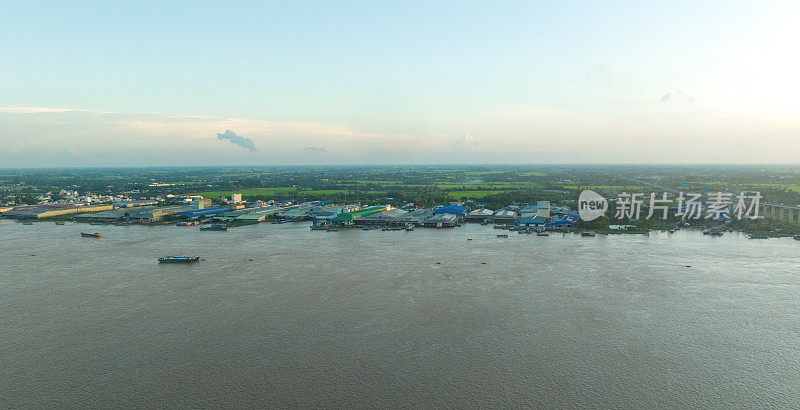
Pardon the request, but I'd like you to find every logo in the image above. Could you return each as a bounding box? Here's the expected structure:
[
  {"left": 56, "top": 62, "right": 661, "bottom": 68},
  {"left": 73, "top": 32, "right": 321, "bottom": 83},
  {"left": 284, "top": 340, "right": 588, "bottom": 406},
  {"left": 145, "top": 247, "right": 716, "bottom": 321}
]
[{"left": 578, "top": 190, "right": 607, "bottom": 221}]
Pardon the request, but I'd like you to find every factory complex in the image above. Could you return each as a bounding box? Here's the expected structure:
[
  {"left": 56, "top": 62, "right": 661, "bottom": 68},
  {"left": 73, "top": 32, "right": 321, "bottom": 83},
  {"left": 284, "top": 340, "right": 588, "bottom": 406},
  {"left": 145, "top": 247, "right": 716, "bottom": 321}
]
[{"left": 2, "top": 194, "right": 578, "bottom": 231}]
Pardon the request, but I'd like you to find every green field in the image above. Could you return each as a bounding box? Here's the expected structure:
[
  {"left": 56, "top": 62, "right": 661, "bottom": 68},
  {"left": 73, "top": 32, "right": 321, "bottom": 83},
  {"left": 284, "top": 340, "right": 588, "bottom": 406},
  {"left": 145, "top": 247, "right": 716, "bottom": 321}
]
[
  {"left": 447, "top": 190, "right": 510, "bottom": 199},
  {"left": 193, "top": 187, "right": 298, "bottom": 198}
]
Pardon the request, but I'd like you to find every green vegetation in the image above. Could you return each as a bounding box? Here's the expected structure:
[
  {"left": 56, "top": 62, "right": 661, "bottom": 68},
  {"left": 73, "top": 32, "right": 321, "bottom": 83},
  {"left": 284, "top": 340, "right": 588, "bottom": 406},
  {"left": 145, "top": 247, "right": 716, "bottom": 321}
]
[{"left": 4, "top": 165, "right": 800, "bottom": 235}]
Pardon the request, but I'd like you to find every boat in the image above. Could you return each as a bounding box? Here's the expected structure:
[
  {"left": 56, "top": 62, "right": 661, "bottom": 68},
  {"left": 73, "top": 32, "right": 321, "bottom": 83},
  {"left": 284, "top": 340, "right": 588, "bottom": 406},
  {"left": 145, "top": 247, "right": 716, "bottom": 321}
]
[
  {"left": 22, "top": 221, "right": 33, "bottom": 225},
  {"left": 310, "top": 225, "right": 327, "bottom": 230},
  {"left": 177, "top": 221, "right": 200, "bottom": 226},
  {"left": 326, "top": 227, "right": 339, "bottom": 232},
  {"left": 581, "top": 231, "right": 596, "bottom": 237},
  {"left": 81, "top": 232, "right": 101, "bottom": 238},
  {"left": 55, "top": 221, "right": 65, "bottom": 225},
  {"left": 158, "top": 255, "right": 200, "bottom": 263},
  {"left": 200, "top": 224, "right": 228, "bottom": 231},
  {"left": 405, "top": 226, "right": 415, "bottom": 231},
  {"left": 708, "top": 231, "right": 723, "bottom": 236},
  {"left": 496, "top": 234, "right": 509, "bottom": 238},
  {"left": 536, "top": 232, "right": 549, "bottom": 236},
  {"left": 748, "top": 234, "right": 769, "bottom": 239},
  {"left": 794, "top": 235, "right": 800, "bottom": 240}
]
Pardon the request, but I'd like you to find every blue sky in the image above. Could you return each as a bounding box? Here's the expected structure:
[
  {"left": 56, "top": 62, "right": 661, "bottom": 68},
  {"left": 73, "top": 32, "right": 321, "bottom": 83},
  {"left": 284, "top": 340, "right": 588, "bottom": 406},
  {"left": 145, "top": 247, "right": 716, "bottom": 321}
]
[{"left": 1, "top": 1, "right": 798, "bottom": 166}]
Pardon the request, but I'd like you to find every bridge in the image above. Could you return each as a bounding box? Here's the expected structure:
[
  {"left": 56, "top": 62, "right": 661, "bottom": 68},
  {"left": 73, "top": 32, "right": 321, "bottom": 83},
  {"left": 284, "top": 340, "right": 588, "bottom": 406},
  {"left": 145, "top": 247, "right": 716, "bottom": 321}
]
[{"left": 760, "top": 202, "right": 800, "bottom": 224}]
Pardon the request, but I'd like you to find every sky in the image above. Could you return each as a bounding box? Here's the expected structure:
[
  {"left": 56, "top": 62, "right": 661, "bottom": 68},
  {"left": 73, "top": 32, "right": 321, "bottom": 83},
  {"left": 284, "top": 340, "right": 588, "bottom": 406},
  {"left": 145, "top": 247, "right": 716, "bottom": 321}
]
[{"left": 1, "top": 0, "right": 798, "bottom": 167}]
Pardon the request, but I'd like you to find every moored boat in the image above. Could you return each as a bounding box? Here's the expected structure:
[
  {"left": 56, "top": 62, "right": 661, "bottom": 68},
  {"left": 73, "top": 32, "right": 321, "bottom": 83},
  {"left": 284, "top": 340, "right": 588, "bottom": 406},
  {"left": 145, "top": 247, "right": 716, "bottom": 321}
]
[
  {"left": 536, "top": 232, "right": 549, "bottom": 236},
  {"left": 22, "top": 221, "right": 33, "bottom": 225},
  {"left": 81, "top": 232, "right": 101, "bottom": 238},
  {"left": 158, "top": 255, "right": 200, "bottom": 263},
  {"left": 55, "top": 221, "right": 66, "bottom": 225},
  {"left": 496, "top": 234, "right": 509, "bottom": 238},
  {"left": 748, "top": 234, "right": 768, "bottom": 239},
  {"left": 581, "top": 231, "right": 596, "bottom": 237},
  {"left": 200, "top": 224, "right": 228, "bottom": 231}
]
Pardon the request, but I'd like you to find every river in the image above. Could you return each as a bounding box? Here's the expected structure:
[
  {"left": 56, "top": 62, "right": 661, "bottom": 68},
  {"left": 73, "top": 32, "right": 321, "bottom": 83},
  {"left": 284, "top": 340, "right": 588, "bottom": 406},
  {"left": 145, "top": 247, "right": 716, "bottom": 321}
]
[{"left": 1, "top": 220, "right": 799, "bottom": 407}]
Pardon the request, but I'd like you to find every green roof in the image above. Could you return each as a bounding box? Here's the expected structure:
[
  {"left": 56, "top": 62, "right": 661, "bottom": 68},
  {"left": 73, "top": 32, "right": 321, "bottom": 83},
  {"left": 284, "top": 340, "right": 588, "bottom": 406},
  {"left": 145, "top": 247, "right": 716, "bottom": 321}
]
[{"left": 331, "top": 206, "right": 387, "bottom": 222}]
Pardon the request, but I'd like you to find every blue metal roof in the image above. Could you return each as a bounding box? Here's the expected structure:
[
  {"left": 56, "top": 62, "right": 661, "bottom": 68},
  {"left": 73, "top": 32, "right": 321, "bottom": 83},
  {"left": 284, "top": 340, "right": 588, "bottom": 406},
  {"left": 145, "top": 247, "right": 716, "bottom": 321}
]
[
  {"left": 176, "top": 207, "right": 229, "bottom": 217},
  {"left": 434, "top": 205, "right": 469, "bottom": 215}
]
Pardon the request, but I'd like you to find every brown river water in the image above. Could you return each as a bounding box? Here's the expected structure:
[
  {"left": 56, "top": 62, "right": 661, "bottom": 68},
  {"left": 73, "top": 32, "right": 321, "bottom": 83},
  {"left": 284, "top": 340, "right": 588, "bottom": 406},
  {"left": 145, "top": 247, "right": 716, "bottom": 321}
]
[{"left": 2, "top": 219, "right": 799, "bottom": 407}]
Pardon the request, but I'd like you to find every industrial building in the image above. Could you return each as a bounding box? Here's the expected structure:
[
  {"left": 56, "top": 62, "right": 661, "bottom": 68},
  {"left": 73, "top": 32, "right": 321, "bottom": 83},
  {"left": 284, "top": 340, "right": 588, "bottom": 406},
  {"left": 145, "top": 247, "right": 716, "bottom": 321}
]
[
  {"left": 176, "top": 206, "right": 230, "bottom": 219},
  {"left": 234, "top": 206, "right": 286, "bottom": 222},
  {"left": 492, "top": 207, "right": 519, "bottom": 224},
  {"left": 420, "top": 213, "right": 459, "bottom": 228},
  {"left": 465, "top": 208, "right": 494, "bottom": 222},
  {"left": 115, "top": 199, "right": 160, "bottom": 208},
  {"left": 516, "top": 216, "right": 548, "bottom": 227},
  {"left": 71, "top": 205, "right": 202, "bottom": 223},
  {"left": 519, "top": 201, "right": 550, "bottom": 220},
  {"left": 3, "top": 204, "right": 113, "bottom": 219},
  {"left": 308, "top": 204, "right": 360, "bottom": 218},
  {"left": 331, "top": 206, "right": 388, "bottom": 225},
  {"left": 354, "top": 209, "right": 409, "bottom": 226},
  {"left": 73, "top": 207, "right": 168, "bottom": 223},
  {"left": 433, "top": 205, "right": 469, "bottom": 216},
  {"left": 397, "top": 209, "right": 435, "bottom": 225}
]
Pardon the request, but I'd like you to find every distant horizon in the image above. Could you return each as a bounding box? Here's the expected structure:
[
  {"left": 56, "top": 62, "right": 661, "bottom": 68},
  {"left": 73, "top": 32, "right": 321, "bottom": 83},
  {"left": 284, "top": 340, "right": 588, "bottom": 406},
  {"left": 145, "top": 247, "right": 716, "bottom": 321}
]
[{"left": 3, "top": 162, "right": 800, "bottom": 171}]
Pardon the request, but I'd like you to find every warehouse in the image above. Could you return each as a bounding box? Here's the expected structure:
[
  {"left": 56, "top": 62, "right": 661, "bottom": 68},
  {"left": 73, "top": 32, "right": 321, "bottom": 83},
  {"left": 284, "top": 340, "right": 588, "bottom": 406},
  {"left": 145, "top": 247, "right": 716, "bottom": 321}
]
[
  {"left": 73, "top": 206, "right": 173, "bottom": 223},
  {"left": 516, "top": 216, "right": 548, "bottom": 227},
  {"left": 176, "top": 206, "right": 230, "bottom": 219},
  {"left": 433, "top": 205, "right": 469, "bottom": 216},
  {"left": 235, "top": 206, "right": 285, "bottom": 222},
  {"left": 396, "top": 209, "right": 435, "bottom": 225},
  {"left": 4, "top": 204, "right": 113, "bottom": 219},
  {"left": 354, "top": 209, "right": 409, "bottom": 226},
  {"left": 308, "top": 204, "right": 359, "bottom": 218},
  {"left": 464, "top": 208, "right": 494, "bottom": 222},
  {"left": 492, "top": 207, "right": 519, "bottom": 224},
  {"left": 330, "top": 206, "right": 388, "bottom": 225},
  {"left": 547, "top": 214, "right": 578, "bottom": 229},
  {"left": 421, "top": 213, "right": 459, "bottom": 228}
]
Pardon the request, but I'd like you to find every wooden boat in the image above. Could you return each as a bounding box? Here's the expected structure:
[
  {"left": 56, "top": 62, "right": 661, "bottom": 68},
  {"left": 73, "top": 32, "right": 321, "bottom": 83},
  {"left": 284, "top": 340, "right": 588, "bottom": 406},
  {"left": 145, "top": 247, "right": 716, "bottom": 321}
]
[
  {"left": 81, "top": 232, "right": 101, "bottom": 238},
  {"left": 581, "top": 231, "right": 596, "bottom": 237},
  {"left": 22, "top": 221, "right": 33, "bottom": 225},
  {"left": 748, "top": 234, "right": 768, "bottom": 239},
  {"left": 158, "top": 255, "right": 200, "bottom": 263},
  {"left": 496, "top": 234, "right": 509, "bottom": 238},
  {"left": 55, "top": 221, "right": 66, "bottom": 225},
  {"left": 536, "top": 232, "right": 549, "bottom": 236}
]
